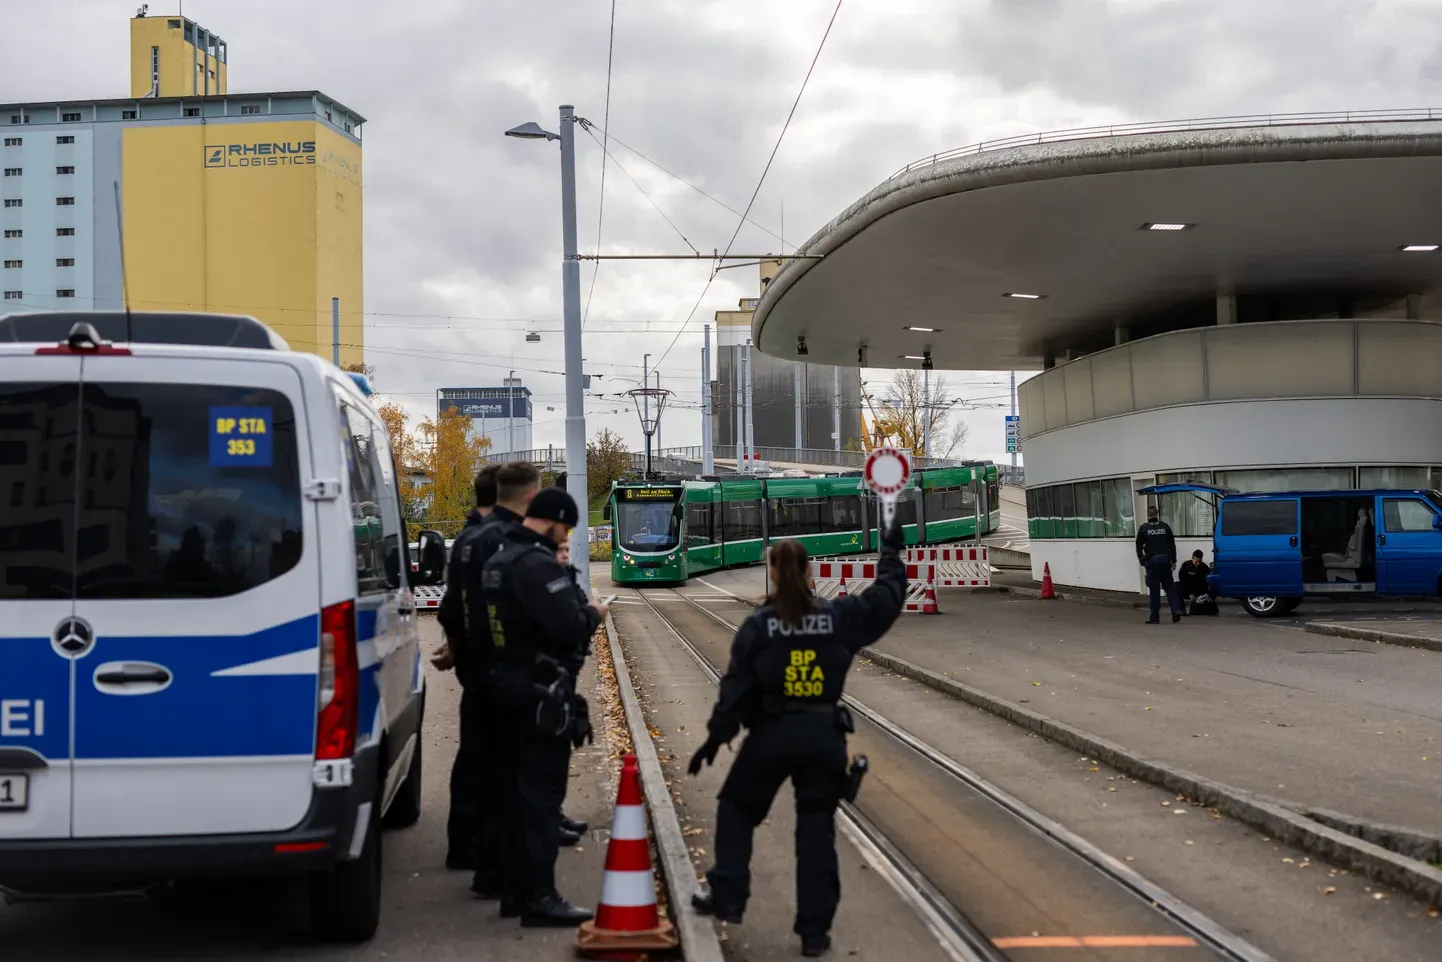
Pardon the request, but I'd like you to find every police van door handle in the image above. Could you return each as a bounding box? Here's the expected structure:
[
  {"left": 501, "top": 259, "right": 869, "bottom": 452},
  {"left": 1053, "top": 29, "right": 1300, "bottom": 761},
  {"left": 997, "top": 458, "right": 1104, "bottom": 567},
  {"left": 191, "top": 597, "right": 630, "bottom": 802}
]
[
  {"left": 93, "top": 661, "right": 173, "bottom": 695},
  {"left": 1289, "top": 536, "right": 1298, "bottom": 547}
]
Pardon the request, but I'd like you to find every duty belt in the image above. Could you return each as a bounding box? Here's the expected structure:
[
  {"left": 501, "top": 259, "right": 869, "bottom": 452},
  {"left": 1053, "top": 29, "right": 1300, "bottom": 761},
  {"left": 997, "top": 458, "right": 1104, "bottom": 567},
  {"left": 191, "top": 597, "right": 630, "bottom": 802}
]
[{"left": 782, "top": 702, "right": 837, "bottom": 715}]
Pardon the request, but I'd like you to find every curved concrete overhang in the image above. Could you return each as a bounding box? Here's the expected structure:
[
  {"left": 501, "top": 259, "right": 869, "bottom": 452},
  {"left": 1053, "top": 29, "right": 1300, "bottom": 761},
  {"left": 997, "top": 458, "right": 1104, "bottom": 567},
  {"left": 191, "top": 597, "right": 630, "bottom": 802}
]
[{"left": 753, "top": 115, "right": 1442, "bottom": 370}]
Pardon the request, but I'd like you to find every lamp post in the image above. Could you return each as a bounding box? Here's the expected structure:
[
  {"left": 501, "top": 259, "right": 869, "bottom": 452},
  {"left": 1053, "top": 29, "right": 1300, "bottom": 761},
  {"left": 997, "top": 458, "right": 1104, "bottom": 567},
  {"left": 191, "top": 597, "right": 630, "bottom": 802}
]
[{"left": 506, "top": 107, "right": 590, "bottom": 595}]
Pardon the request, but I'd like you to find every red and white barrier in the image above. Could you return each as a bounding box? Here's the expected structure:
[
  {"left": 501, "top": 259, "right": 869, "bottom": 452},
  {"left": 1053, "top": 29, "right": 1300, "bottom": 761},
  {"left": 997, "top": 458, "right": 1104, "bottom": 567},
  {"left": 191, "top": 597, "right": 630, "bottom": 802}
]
[
  {"left": 906, "top": 543, "right": 991, "bottom": 587},
  {"left": 808, "top": 560, "right": 940, "bottom": 614},
  {"left": 413, "top": 585, "right": 445, "bottom": 610}
]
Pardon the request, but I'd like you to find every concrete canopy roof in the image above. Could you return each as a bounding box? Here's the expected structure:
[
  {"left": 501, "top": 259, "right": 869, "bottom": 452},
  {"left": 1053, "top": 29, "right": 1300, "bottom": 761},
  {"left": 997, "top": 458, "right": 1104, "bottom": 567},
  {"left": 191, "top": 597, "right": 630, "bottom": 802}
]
[{"left": 753, "top": 112, "right": 1442, "bottom": 371}]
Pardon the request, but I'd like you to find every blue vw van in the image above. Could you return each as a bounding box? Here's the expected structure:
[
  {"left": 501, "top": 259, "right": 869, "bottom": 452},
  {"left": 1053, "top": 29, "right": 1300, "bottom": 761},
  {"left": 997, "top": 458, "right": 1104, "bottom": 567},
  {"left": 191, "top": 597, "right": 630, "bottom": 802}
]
[{"left": 1148, "top": 484, "right": 1442, "bottom": 617}]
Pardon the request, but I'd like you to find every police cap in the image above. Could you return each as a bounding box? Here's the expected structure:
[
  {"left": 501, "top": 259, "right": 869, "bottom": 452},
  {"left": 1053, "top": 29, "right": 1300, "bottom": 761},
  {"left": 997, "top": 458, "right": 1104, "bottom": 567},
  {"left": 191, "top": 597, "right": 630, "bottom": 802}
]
[{"left": 526, "top": 486, "right": 580, "bottom": 526}]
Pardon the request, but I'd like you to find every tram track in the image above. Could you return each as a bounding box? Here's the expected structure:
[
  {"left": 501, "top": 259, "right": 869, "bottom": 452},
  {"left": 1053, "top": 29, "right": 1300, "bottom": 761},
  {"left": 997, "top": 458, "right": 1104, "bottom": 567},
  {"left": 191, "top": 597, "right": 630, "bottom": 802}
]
[{"left": 626, "top": 587, "right": 1277, "bottom": 962}]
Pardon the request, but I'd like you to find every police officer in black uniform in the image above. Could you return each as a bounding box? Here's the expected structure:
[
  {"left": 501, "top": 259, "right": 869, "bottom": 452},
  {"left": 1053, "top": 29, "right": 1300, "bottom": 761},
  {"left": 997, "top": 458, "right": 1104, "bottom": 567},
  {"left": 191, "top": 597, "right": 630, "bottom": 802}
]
[
  {"left": 688, "top": 514, "right": 907, "bottom": 957},
  {"left": 1136, "top": 504, "right": 1181, "bottom": 624},
  {"left": 437, "top": 464, "right": 499, "bottom": 872},
  {"left": 483, "top": 487, "right": 608, "bottom": 926}
]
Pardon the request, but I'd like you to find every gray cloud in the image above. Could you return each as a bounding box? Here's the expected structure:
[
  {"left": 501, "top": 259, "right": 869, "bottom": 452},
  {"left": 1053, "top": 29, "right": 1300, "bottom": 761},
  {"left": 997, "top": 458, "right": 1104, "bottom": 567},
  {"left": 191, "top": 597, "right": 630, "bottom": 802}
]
[{"left": 2, "top": 0, "right": 1436, "bottom": 462}]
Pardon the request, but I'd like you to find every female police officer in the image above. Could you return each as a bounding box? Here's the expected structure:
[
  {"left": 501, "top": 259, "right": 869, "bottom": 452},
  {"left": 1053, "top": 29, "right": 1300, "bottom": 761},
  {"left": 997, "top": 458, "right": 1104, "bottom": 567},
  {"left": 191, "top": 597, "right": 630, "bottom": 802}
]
[{"left": 686, "top": 514, "right": 906, "bottom": 957}]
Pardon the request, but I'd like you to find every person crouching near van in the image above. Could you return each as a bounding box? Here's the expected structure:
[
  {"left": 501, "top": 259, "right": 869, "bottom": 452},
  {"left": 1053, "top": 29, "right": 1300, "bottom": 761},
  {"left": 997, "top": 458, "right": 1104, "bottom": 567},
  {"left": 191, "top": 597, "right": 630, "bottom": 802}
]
[
  {"left": 1136, "top": 505, "right": 1181, "bottom": 624},
  {"left": 1178, "top": 550, "right": 1218, "bottom": 616}
]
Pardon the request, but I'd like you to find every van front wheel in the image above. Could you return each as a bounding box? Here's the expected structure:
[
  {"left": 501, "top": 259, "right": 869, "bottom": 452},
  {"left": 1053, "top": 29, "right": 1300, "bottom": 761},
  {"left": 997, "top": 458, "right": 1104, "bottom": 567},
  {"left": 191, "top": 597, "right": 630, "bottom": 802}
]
[{"left": 309, "top": 788, "right": 383, "bottom": 943}]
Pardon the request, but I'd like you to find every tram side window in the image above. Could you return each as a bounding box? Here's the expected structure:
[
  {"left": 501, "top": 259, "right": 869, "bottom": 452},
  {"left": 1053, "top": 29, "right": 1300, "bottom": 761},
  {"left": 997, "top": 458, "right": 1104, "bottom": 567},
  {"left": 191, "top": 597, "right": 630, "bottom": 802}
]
[
  {"left": 686, "top": 501, "right": 715, "bottom": 547},
  {"left": 770, "top": 496, "right": 827, "bottom": 537},
  {"left": 924, "top": 484, "right": 975, "bottom": 523},
  {"left": 894, "top": 489, "right": 918, "bottom": 528},
  {"left": 829, "top": 495, "right": 862, "bottom": 532},
  {"left": 726, "top": 499, "right": 762, "bottom": 541}
]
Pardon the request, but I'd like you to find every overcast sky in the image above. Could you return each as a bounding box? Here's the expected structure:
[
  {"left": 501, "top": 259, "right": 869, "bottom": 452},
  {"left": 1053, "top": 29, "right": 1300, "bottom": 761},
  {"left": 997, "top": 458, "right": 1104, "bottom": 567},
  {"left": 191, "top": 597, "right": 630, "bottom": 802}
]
[{"left": 5, "top": 0, "right": 1441, "bottom": 463}]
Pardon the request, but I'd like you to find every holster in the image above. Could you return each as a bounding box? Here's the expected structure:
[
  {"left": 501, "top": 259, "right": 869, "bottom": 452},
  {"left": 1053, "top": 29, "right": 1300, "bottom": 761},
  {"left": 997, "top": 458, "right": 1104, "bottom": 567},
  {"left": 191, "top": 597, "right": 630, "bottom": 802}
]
[
  {"left": 843, "top": 754, "right": 869, "bottom": 803},
  {"left": 569, "top": 693, "right": 593, "bottom": 748},
  {"left": 532, "top": 654, "right": 576, "bottom": 737}
]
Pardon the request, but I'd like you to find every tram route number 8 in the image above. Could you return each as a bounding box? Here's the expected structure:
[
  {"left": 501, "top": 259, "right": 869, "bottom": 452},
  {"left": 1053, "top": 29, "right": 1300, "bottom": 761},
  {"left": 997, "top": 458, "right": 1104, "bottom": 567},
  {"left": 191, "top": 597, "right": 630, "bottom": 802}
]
[{"left": 783, "top": 648, "right": 825, "bottom": 698}]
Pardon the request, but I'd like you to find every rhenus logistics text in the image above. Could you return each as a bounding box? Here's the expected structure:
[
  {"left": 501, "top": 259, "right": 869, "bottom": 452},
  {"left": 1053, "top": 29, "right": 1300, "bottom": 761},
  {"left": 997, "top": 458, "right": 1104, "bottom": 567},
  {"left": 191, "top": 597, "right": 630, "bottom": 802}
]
[{"left": 204, "top": 141, "right": 317, "bottom": 168}]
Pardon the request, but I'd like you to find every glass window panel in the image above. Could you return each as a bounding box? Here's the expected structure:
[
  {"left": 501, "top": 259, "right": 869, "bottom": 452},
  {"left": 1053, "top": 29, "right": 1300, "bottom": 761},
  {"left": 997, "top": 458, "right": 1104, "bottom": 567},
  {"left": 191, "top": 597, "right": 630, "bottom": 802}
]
[
  {"left": 1056, "top": 484, "right": 1076, "bottom": 539},
  {"left": 1359, "top": 466, "right": 1433, "bottom": 489},
  {"left": 1156, "top": 471, "right": 1215, "bottom": 537},
  {"left": 1382, "top": 499, "right": 1438, "bottom": 533},
  {"left": 1103, "top": 477, "right": 1134, "bottom": 538},
  {"left": 1215, "top": 467, "right": 1354, "bottom": 494}
]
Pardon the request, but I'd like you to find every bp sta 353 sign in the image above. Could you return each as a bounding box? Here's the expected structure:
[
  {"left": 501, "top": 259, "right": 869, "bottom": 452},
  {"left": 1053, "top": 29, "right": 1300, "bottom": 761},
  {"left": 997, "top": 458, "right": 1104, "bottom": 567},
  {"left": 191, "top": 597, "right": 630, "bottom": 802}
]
[{"left": 204, "top": 141, "right": 317, "bottom": 169}]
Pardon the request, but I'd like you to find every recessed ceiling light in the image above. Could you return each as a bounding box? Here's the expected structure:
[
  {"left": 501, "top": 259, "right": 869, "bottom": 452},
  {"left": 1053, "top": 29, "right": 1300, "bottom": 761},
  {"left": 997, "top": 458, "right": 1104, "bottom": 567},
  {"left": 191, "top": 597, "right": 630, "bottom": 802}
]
[
  {"left": 904, "top": 326, "right": 939, "bottom": 333},
  {"left": 1003, "top": 292, "right": 1044, "bottom": 300},
  {"left": 1400, "top": 244, "right": 1439, "bottom": 252},
  {"left": 901, "top": 355, "right": 926, "bottom": 360},
  {"left": 1141, "top": 222, "right": 1194, "bottom": 231}
]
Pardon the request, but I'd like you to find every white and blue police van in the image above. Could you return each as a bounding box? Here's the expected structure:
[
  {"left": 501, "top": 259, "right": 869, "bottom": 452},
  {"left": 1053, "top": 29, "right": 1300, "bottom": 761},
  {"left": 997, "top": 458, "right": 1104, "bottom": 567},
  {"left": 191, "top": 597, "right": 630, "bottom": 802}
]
[{"left": 0, "top": 311, "right": 426, "bottom": 942}]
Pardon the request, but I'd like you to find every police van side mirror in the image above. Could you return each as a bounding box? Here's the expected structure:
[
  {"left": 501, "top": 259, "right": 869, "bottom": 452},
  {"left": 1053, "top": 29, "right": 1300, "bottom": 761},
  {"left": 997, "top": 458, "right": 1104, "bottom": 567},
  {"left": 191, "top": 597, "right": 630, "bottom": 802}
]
[
  {"left": 383, "top": 538, "right": 403, "bottom": 590},
  {"left": 1434, "top": 513, "right": 1442, "bottom": 530},
  {"left": 416, "top": 529, "right": 447, "bottom": 586}
]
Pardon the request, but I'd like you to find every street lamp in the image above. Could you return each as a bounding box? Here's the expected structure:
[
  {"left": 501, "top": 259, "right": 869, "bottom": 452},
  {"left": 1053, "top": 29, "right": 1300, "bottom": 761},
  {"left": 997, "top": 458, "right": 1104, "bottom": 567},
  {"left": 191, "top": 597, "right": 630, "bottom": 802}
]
[{"left": 506, "top": 106, "right": 591, "bottom": 595}]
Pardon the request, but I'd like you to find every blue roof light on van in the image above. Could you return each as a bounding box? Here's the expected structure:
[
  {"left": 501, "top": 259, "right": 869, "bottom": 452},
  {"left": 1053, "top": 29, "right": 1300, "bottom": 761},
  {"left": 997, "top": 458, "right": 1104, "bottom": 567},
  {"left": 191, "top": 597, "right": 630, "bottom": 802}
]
[{"left": 346, "top": 372, "right": 375, "bottom": 397}]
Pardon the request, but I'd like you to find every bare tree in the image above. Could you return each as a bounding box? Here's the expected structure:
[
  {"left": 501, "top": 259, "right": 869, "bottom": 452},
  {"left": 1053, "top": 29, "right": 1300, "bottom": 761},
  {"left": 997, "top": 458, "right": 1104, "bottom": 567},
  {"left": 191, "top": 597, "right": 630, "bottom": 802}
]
[
  {"left": 587, "top": 428, "right": 631, "bottom": 502},
  {"left": 875, "top": 370, "right": 969, "bottom": 459}
]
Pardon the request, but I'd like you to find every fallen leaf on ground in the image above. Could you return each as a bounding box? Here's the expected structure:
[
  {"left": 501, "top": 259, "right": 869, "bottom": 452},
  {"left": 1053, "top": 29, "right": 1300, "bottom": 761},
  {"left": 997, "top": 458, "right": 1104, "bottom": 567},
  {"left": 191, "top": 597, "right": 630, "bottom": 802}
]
[
  {"left": 1323, "top": 887, "right": 1336, "bottom": 895},
  {"left": 1373, "top": 892, "right": 1386, "bottom": 900}
]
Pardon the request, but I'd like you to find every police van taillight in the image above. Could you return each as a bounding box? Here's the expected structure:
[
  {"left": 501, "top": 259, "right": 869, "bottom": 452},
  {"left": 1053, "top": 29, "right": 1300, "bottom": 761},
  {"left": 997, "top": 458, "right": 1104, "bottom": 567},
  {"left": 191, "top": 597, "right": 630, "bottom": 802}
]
[{"left": 316, "top": 600, "right": 358, "bottom": 760}]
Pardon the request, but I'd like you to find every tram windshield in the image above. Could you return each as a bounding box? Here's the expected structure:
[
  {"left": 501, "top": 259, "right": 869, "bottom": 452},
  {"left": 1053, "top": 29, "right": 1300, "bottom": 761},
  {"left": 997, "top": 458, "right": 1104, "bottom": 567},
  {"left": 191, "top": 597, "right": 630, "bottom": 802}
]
[{"left": 615, "top": 487, "right": 683, "bottom": 553}]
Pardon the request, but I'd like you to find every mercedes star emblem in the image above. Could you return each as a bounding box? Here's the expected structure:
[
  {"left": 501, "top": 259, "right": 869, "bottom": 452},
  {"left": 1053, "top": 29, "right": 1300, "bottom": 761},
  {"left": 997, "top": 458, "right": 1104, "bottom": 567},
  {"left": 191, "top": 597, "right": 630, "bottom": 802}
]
[{"left": 53, "top": 616, "right": 94, "bottom": 658}]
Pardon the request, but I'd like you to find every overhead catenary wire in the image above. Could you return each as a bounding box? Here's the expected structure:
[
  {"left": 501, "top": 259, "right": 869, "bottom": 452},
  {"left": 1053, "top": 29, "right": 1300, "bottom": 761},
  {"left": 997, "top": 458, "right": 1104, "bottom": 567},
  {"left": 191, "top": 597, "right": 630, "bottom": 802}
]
[
  {"left": 582, "top": 125, "right": 699, "bottom": 254},
  {"left": 653, "top": 0, "right": 844, "bottom": 373},
  {"left": 582, "top": 0, "right": 618, "bottom": 330}
]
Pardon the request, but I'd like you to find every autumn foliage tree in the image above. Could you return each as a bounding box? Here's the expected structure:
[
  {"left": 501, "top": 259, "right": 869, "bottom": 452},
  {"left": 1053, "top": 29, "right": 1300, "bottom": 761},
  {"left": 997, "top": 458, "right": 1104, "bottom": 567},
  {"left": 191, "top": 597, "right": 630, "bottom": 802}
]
[
  {"left": 377, "top": 401, "right": 489, "bottom": 537},
  {"left": 874, "top": 369, "right": 969, "bottom": 460},
  {"left": 587, "top": 428, "right": 631, "bottom": 502}
]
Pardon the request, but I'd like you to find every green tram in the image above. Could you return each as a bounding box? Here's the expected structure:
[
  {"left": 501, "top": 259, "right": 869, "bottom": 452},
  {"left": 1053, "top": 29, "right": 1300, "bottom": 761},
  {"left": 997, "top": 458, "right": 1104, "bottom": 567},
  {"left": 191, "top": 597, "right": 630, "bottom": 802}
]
[{"left": 607, "top": 462, "right": 1001, "bottom": 584}]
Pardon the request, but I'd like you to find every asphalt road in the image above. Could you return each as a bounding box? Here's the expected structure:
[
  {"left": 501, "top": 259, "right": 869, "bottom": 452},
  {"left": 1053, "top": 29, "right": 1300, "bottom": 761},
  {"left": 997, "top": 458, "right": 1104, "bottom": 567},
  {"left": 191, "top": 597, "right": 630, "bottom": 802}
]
[{"left": 0, "top": 618, "right": 614, "bottom": 962}]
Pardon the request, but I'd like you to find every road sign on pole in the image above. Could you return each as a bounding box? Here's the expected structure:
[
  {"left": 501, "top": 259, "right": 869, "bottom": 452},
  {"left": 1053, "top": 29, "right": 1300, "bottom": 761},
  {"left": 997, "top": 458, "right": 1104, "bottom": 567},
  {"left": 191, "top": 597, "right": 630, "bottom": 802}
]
[
  {"left": 1005, "top": 415, "right": 1021, "bottom": 454},
  {"left": 864, "top": 446, "right": 911, "bottom": 531}
]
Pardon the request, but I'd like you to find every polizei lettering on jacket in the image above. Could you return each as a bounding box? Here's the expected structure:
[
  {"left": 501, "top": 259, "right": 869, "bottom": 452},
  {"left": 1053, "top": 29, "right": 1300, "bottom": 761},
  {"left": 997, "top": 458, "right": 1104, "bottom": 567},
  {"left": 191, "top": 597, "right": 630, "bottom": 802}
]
[{"left": 765, "top": 613, "right": 834, "bottom": 637}]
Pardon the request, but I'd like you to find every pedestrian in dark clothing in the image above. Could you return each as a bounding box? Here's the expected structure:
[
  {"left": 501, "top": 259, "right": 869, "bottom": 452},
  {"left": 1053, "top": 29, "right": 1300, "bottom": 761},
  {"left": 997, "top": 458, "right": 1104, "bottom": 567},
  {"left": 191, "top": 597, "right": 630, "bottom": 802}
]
[
  {"left": 484, "top": 487, "right": 609, "bottom": 927},
  {"left": 1178, "top": 550, "right": 1217, "bottom": 615},
  {"left": 437, "top": 466, "right": 499, "bottom": 872},
  {"left": 438, "top": 463, "right": 543, "bottom": 881},
  {"left": 688, "top": 514, "right": 907, "bottom": 958},
  {"left": 1136, "top": 504, "right": 1181, "bottom": 624}
]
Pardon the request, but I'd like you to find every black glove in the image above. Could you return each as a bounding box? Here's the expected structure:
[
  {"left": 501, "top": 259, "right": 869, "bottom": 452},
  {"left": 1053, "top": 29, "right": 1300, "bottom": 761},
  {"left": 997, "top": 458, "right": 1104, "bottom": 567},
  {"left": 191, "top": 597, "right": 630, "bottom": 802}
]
[
  {"left": 687, "top": 737, "right": 722, "bottom": 776},
  {"left": 880, "top": 511, "right": 904, "bottom": 552}
]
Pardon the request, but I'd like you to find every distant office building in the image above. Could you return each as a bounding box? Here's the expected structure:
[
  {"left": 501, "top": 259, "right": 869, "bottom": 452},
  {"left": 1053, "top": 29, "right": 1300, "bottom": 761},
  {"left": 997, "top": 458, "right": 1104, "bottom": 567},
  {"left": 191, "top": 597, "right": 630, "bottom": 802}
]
[
  {"left": 438, "top": 378, "right": 533, "bottom": 455},
  {"left": 0, "top": 11, "right": 364, "bottom": 364},
  {"left": 713, "top": 259, "right": 863, "bottom": 452}
]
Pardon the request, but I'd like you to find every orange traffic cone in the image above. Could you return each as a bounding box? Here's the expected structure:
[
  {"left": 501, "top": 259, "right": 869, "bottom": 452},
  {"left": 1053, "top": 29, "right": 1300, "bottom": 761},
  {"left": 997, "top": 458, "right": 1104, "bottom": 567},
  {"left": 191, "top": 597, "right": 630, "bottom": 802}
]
[
  {"left": 836, "top": 574, "right": 848, "bottom": 600},
  {"left": 1039, "top": 562, "right": 1057, "bottom": 600},
  {"left": 577, "top": 755, "right": 677, "bottom": 955},
  {"left": 922, "top": 578, "right": 941, "bottom": 614}
]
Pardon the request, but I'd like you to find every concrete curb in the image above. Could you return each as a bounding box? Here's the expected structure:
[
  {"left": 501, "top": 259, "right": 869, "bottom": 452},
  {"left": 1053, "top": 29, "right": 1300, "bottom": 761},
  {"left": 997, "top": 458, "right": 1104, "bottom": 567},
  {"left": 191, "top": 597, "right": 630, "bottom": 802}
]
[
  {"left": 1005, "top": 584, "right": 1145, "bottom": 609},
  {"left": 604, "top": 614, "right": 726, "bottom": 962},
  {"left": 857, "top": 644, "right": 1442, "bottom": 907},
  {"left": 1304, "top": 621, "right": 1442, "bottom": 654}
]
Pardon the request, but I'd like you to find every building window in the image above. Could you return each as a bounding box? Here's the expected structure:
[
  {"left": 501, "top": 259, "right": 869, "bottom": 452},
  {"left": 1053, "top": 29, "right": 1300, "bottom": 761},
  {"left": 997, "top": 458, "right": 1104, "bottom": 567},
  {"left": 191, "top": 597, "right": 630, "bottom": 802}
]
[
  {"left": 122, "top": 109, "right": 138, "bottom": 120},
  {"left": 2, "top": 291, "right": 20, "bottom": 300},
  {"left": 8, "top": 116, "right": 21, "bottom": 125},
  {"left": 3, "top": 260, "right": 20, "bottom": 269},
  {"left": 61, "top": 112, "right": 81, "bottom": 122},
  {"left": 55, "top": 289, "right": 74, "bottom": 298},
  {"left": 56, "top": 135, "right": 74, "bottom": 145},
  {"left": 3, "top": 199, "right": 20, "bottom": 208},
  {"left": 240, "top": 105, "right": 261, "bottom": 115},
  {"left": 183, "top": 106, "right": 201, "bottom": 117},
  {"left": 3, "top": 230, "right": 20, "bottom": 238},
  {"left": 56, "top": 166, "right": 74, "bottom": 175},
  {"left": 56, "top": 227, "right": 74, "bottom": 237},
  {"left": 167, "top": 18, "right": 181, "bottom": 28},
  {"left": 2, "top": 168, "right": 19, "bottom": 177},
  {"left": 56, "top": 197, "right": 74, "bottom": 206},
  {"left": 1154, "top": 472, "right": 1217, "bottom": 538},
  {"left": 55, "top": 258, "right": 74, "bottom": 267},
  {"left": 3, "top": 138, "right": 19, "bottom": 146}
]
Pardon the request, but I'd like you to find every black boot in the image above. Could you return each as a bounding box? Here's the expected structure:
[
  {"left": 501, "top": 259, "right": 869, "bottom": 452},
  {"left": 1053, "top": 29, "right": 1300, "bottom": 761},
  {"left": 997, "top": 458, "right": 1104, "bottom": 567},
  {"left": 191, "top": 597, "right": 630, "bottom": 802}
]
[
  {"left": 559, "top": 813, "right": 589, "bottom": 835},
  {"left": 520, "top": 893, "right": 593, "bottom": 927},
  {"left": 801, "top": 933, "right": 832, "bottom": 957},
  {"left": 470, "top": 873, "right": 501, "bottom": 900},
  {"left": 691, "top": 887, "right": 743, "bottom": 924},
  {"left": 558, "top": 825, "right": 583, "bottom": 848}
]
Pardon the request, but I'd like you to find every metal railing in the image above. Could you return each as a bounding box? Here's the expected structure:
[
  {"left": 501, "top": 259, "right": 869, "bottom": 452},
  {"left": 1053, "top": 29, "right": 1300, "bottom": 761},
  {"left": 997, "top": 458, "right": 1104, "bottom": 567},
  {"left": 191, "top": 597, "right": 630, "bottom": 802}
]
[
  {"left": 888, "top": 108, "right": 1442, "bottom": 180},
  {"left": 479, "top": 444, "right": 1011, "bottom": 477}
]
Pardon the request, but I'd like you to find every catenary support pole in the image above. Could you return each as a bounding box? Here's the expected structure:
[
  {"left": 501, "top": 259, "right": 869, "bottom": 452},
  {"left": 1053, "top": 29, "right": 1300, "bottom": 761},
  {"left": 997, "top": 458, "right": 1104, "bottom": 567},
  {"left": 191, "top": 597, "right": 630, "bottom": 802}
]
[
  {"left": 642, "top": 354, "right": 651, "bottom": 477},
  {"left": 833, "top": 366, "right": 841, "bottom": 453},
  {"left": 702, "top": 326, "right": 714, "bottom": 475},
  {"left": 1010, "top": 369, "right": 1017, "bottom": 469},
  {"left": 922, "top": 364, "right": 931, "bottom": 464},
  {"left": 331, "top": 297, "right": 340, "bottom": 366},
  {"left": 734, "top": 341, "right": 744, "bottom": 473},
  {"left": 558, "top": 104, "right": 590, "bottom": 595},
  {"left": 794, "top": 362, "right": 803, "bottom": 460},
  {"left": 744, "top": 340, "right": 756, "bottom": 472}
]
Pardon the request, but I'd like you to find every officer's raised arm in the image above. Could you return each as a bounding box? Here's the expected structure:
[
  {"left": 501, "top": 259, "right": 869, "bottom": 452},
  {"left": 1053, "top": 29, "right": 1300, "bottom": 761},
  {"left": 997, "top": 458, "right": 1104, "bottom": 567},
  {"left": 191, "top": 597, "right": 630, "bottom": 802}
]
[
  {"left": 704, "top": 619, "right": 762, "bottom": 742},
  {"left": 833, "top": 513, "right": 908, "bottom": 651}
]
